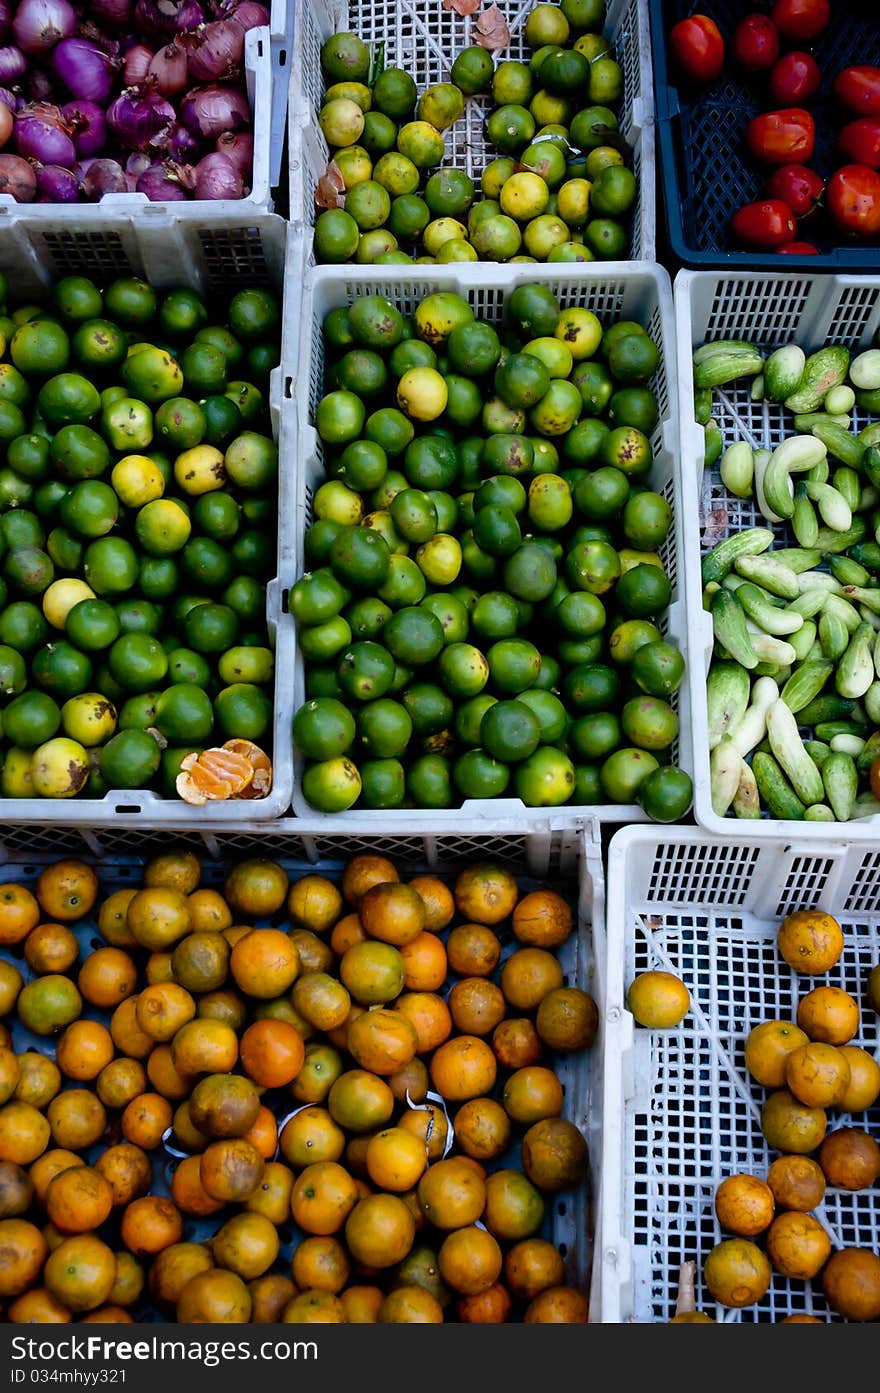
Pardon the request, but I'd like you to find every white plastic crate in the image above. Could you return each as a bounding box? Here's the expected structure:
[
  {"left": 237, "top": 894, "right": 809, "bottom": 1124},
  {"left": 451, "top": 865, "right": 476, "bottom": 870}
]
[
  {"left": 600, "top": 825, "right": 880, "bottom": 1324},
  {"left": 270, "top": 0, "right": 296, "bottom": 190},
  {"left": 288, "top": 0, "right": 655, "bottom": 263},
  {"left": 0, "top": 217, "right": 294, "bottom": 825},
  {"left": 283, "top": 260, "right": 690, "bottom": 826},
  {"left": 0, "top": 27, "right": 281, "bottom": 223},
  {"left": 677, "top": 268, "right": 880, "bottom": 840},
  {"left": 0, "top": 828, "right": 605, "bottom": 1321}
]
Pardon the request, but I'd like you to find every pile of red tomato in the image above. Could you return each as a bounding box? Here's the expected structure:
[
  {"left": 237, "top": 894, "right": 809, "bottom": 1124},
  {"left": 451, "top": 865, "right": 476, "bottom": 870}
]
[{"left": 668, "top": 1, "right": 880, "bottom": 253}]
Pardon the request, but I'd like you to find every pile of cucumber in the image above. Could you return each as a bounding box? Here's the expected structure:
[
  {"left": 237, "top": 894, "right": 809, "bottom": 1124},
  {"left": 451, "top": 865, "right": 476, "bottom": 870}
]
[{"left": 695, "top": 327, "right": 880, "bottom": 822}]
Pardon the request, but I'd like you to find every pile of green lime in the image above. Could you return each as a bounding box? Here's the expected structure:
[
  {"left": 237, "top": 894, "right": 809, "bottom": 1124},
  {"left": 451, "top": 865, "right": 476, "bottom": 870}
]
[
  {"left": 291, "top": 282, "right": 692, "bottom": 820},
  {"left": 313, "top": 0, "right": 637, "bottom": 267},
  {"left": 0, "top": 271, "right": 280, "bottom": 801}
]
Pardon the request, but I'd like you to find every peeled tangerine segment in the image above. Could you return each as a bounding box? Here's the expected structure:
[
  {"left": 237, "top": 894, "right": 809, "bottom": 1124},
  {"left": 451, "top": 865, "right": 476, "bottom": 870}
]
[
  {"left": 222, "top": 739, "right": 273, "bottom": 798},
  {"left": 176, "top": 748, "right": 255, "bottom": 804},
  {"left": 175, "top": 741, "right": 273, "bottom": 804}
]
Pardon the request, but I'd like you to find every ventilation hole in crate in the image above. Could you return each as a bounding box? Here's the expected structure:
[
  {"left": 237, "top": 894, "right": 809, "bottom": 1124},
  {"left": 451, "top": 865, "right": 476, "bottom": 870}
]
[
  {"left": 39, "top": 231, "right": 132, "bottom": 280},
  {"left": 645, "top": 842, "right": 759, "bottom": 908},
  {"left": 198, "top": 229, "right": 270, "bottom": 289},
  {"left": 827, "top": 284, "right": 880, "bottom": 346},
  {"left": 706, "top": 280, "right": 811, "bottom": 345},
  {"left": 844, "top": 851, "right": 880, "bottom": 914},
  {"left": 774, "top": 856, "right": 834, "bottom": 918}
]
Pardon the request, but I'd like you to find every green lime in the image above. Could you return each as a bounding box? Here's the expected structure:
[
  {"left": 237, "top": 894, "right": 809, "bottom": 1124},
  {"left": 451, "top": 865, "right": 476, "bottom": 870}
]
[
  {"left": 361, "top": 112, "right": 398, "bottom": 159},
  {"left": 487, "top": 104, "right": 536, "bottom": 155},
  {"left": 389, "top": 488, "right": 437, "bottom": 544},
  {"left": 480, "top": 699, "right": 541, "bottom": 762},
  {"left": 45, "top": 528, "right": 81, "bottom": 572},
  {"left": 101, "top": 396, "right": 153, "bottom": 453},
  {"left": 293, "top": 697, "right": 356, "bottom": 760},
  {"left": 631, "top": 640, "right": 685, "bottom": 698},
  {"left": 401, "top": 682, "right": 454, "bottom": 736},
  {"left": 159, "top": 287, "right": 208, "bottom": 338},
  {"left": 98, "top": 728, "right": 161, "bottom": 789},
  {"left": 437, "top": 642, "right": 488, "bottom": 698},
  {"left": 513, "top": 745, "right": 575, "bottom": 805},
  {"left": 229, "top": 288, "right": 279, "bottom": 343},
  {"left": 356, "top": 698, "right": 412, "bottom": 759},
  {"left": 0, "top": 600, "right": 47, "bottom": 651},
  {"left": 315, "top": 209, "right": 361, "bottom": 263},
  {"left": 486, "top": 638, "right": 541, "bottom": 694},
  {"left": 202, "top": 394, "right": 243, "bottom": 448},
  {"left": 117, "top": 690, "right": 159, "bottom": 731},
  {"left": 621, "top": 696, "right": 678, "bottom": 751},
  {"left": 64, "top": 598, "right": 120, "bottom": 652},
  {"left": 615, "top": 563, "right": 671, "bottom": 619},
  {"left": 8, "top": 434, "right": 49, "bottom": 481},
  {"left": 321, "top": 32, "right": 371, "bottom": 83},
  {"left": 638, "top": 765, "right": 693, "bottom": 822},
  {"left": 184, "top": 602, "right": 239, "bottom": 655},
  {"left": 302, "top": 755, "right": 362, "bottom": 812},
  {"left": 563, "top": 662, "right": 619, "bottom": 713},
  {"left": 375, "top": 556, "right": 427, "bottom": 608},
  {"left": 600, "top": 746, "right": 659, "bottom": 803},
  {"left": 5, "top": 546, "right": 54, "bottom": 596},
  {"left": 291, "top": 570, "right": 348, "bottom": 627},
  {"left": 454, "top": 747, "right": 509, "bottom": 799},
  {"left": 372, "top": 66, "right": 418, "bottom": 118},
  {"left": 104, "top": 277, "right": 157, "bottom": 326},
  {"left": 0, "top": 643, "right": 27, "bottom": 695},
  {"left": 451, "top": 45, "right": 495, "bottom": 95},
  {"left": 358, "top": 757, "right": 404, "bottom": 808},
  {"left": 566, "top": 540, "right": 620, "bottom": 595},
  {"left": 583, "top": 218, "right": 627, "bottom": 259},
  {"left": 53, "top": 276, "right": 102, "bottom": 323},
  {"left": 167, "top": 648, "right": 211, "bottom": 687},
  {"left": 154, "top": 683, "right": 215, "bottom": 743},
  {"left": 329, "top": 525, "right": 391, "bottom": 591},
  {"left": 570, "top": 104, "right": 618, "bottom": 152},
  {"left": 60, "top": 692, "right": 117, "bottom": 747},
  {"left": 608, "top": 387, "right": 659, "bottom": 435},
  {"left": 365, "top": 407, "right": 414, "bottom": 456},
  {"left": 337, "top": 640, "right": 395, "bottom": 701},
  {"left": 58, "top": 480, "right": 118, "bottom": 539},
  {"left": 154, "top": 397, "right": 207, "bottom": 451},
  {"left": 471, "top": 591, "right": 519, "bottom": 640},
  {"left": 114, "top": 599, "right": 161, "bottom": 636},
  {"left": 108, "top": 633, "right": 168, "bottom": 692},
  {"left": 608, "top": 618, "right": 662, "bottom": 665},
  {"left": 345, "top": 596, "right": 391, "bottom": 641},
  {"left": 568, "top": 710, "right": 621, "bottom": 760},
  {"left": 573, "top": 466, "right": 629, "bottom": 520},
  {"left": 191, "top": 491, "right": 241, "bottom": 544},
  {"left": 382, "top": 606, "right": 445, "bottom": 666},
  {"left": 10, "top": 320, "right": 69, "bottom": 376},
  {"left": 181, "top": 536, "right": 233, "bottom": 591},
  {"left": 425, "top": 169, "right": 475, "bottom": 219},
  {"left": 82, "top": 537, "right": 139, "bottom": 596},
  {"left": 516, "top": 688, "right": 567, "bottom": 743},
  {"left": 222, "top": 574, "right": 264, "bottom": 624},
  {"left": 406, "top": 754, "right": 453, "bottom": 807},
  {"left": 502, "top": 542, "right": 557, "bottom": 601},
  {"left": 213, "top": 683, "right": 272, "bottom": 740},
  {"left": 3, "top": 689, "right": 61, "bottom": 747}
]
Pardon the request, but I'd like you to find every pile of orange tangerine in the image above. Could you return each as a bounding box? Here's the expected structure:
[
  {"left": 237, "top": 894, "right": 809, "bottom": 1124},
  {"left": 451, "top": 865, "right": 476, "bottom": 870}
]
[{"left": 0, "top": 850, "right": 596, "bottom": 1324}]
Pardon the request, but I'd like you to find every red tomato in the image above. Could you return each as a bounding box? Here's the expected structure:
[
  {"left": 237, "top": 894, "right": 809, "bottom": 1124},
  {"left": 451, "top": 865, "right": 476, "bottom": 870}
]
[
  {"left": 834, "top": 67, "right": 880, "bottom": 118},
  {"left": 770, "top": 0, "right": 831, "bottom": 43},
  {"left": 730, "top": 14, "right": 780, "bottom": 72},
  {"left": 669, "top": 14, "right": 725, "bottom": 84},
  {"left": 746, "top": 108, "right": 815, "bottom": 164},
  {"left": 764, "top": 163, "right": 824, "bottom": 218},
  {"left": 827, "top": 164, "right": 880, "bottom": 236},
  {"left": 838, "top": 118, "right": 880, "bottom": 171},
  {"left": 769, "top": 51, "right": 822, "bottom": 106},
  {"left": 777, "top": 241, "right": 819, "bottom": 253},
  {"left": 730, "top": 199, "right": 798, "bottom": 249}
]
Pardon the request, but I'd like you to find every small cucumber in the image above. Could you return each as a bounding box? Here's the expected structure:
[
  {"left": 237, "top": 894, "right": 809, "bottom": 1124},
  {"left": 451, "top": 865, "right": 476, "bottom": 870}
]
[
  {"left": 712, "top": 589, "right": 758, "bottom": 669},
  {"left": 720, "top": 441, "right": 754, "bottom": 499},
  {"left": 815, "top": 518, "right": 867, "bottom": 552},
  {"left": 694, "top": 387, "right": 713, "bottom": 426},
  {"left": 763, "top": 344, "right": 806, "bottom": 403},
  {"left": 752, "top": 751, "right": 806, "bottom": 820},
  {"left": 732, "top": 758, "right": 761, "bottom": 818},
  {"left": 814, "top": 721, "right": 868, "bottom": 741},
  {"left": 798, "top": 694, "right": 863, "bottom": 726},
  {"left": 706, "top": 661, "right": 751, "bottom": 750},
  {"left": 788, "top": 619, "right": 818, "bottom": 663},
  {"left": 819, "top": 608, "right": 850, "bottom": 661},
  {"left": 827, "top": 554, "right": 871, "bottom": 588},
  {"left": 856, "top": 729, "right": 880, "bottom": 774},
  {"left": 737, "top": 581, "right": 804, "bottom": 635},
  {"left": 804, "top": 804, "right": 836, "bottom": 821},
  {"left": 780, "top": 660, "right": 834, "bottom": 713},
  {"left": 792, "top": 483, "right": 819, "bottom": 548},
  {"left": 733, "top": 553, "right": 800, "bottom": 599},
  {"left": 829, "top": 733, "right": 865, "bottom": 756},
  {"left": 849, "top": 348, "right": 880, "bottom": 390},
  {"left": 709, "top": 735, "right": 741, "bottom": 817},
  {"left": 804, "top": 740, "right": 832, "bottom": 766},
  {"left": 704, "top": 419, "right": 723, "bottom": 468},
  {"left": 784, "top": 345, "right": 851, "bottom": 413},
  {"left": 702, "top": 527, "right": 775, "bottom": 586},
  {"left": 809, "top": 420, "right": 865, "bottom": 470},
  {"left": 847, "top": 541, "right": 880, "bottom": 570},
  {"left": 821, "top": 751, "right": 858, "bottom": 821},
  {"left": 728, "top": 676, "right": 780, "bottom": 758},
  {"left": 772, "top": 547, "right": 824, "bottom": 573},
  {"left": 766, "top": 698, "right": 825, "bottom": 806}
]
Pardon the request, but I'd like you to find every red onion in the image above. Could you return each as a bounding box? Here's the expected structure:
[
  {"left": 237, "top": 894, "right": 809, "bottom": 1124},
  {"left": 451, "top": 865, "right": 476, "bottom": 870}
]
[
  {"left": 215, "top": 128, "right": 251, "bottom": 178},
  {"left": 80, "top": 155, "right": 127, "bottom": 197},
  {"left": 62, "top": 99, "right": 107, "bottom": 157},
  {"left": 123, "top": 42, "right": 152, "bottom": 86},
  {"left": 35, "top": 162, "right": 79, "bottom": 201},
  {"left": 91, "top": 0, "right": 133, "bottom": 27},
  {"left": 136, "top": 159, "right": 190, "bottom": 199},
  {"left": 107, "top": 84, "right": 175, "bottom": 151},
  {"left": 193, "top": 148, "right": 241, "bottom": 198},
  {"left": 174, "top": 0, "right": 205, "bottom": 31},
  {"left": 15, "top": 102, "right": 76, "bottom": 164},
  {"left": 0, "top": 1, "right": 10, "bottom": 41},
  {"left": 124, "top": 148, "right": 150, "bottom": 188},
  {"left": 12, "top": 0, "right": 76, "bottom": 56},
  {"left": 0, "top": 44, "right": 25, "bottom": 83},
  {"left": 229, "top": 3, "right": 270, "bottom": 31},
  {"left": 0, "top": 87, "right": 21, "bottom": 111},
  {"left": 0, "top": 152, "right": 36, "bottom": 200},
  {"left": 157, "top": 119, "right": 200, "bottom": 161},
  {"left": 185, "top": 19, "right": 244, "bottom": 82},
  {"left": 180, "top": 83, "right": 249, "bottom": 139},
  {"left": 51, "top": 37, "right": 116, "bottom": 103},
  {"left": 134, "top": 0, "right": 202, "bottom": 41},
  {"left": 148, "top": 40, "right": 188, "bottom": 96}
]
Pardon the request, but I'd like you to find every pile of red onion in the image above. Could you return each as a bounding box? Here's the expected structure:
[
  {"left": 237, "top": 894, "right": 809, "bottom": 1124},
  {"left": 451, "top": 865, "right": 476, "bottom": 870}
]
[{"left": 0, "top": 0, "right": 267, "bottom": 202}]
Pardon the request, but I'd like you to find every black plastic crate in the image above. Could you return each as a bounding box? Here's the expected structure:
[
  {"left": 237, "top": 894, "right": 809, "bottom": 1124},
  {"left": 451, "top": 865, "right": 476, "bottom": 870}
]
[{"left": 651, "top": 0, "right": 880, "bottom": 269}]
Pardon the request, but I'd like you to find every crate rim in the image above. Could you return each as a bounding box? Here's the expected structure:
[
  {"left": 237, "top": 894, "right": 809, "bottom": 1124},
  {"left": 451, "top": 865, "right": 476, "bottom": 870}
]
[
  {"left": 285, "top": 258, "right": 693, "bottom": 829},
  {"left": 677, "top": 265, "right": 880, "bottom": 841}
]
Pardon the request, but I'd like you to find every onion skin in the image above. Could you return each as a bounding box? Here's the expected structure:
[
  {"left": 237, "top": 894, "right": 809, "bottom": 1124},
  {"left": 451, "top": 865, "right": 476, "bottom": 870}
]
[
  {"left": 12, "top": 0, "right": 77, "bottom": 56},
  {"left": 193, "top": 148, "right": 242, "bottom": 198},
  {"left": 123, "top": 42, "right": 152, "bottom": 86},
  {"left": 180, "top": 83, "right": 249, "bottom": 139},
  {"left": 0, "top": 152, "right": 36, "bottom": 200},
  {"left": 80, "top": 155, "right": 127, "bottom": 197},
  {"left": 185, "top": 18, "right": 245, "bottom": 83},
  {"left": 148, "top": 41, "right": 188, "bottom": 96},
  {"left": 135, "top": 159, "right": 191, "bottom": 199},
  {"left": 35, "top": 161, "right": 80, "bottom": 201},
  {"left": 62, "top": 99, "right": 107, "bottom": 158},
  {"left": 216, "top": 128, "right": 252, "bottom": 179}
]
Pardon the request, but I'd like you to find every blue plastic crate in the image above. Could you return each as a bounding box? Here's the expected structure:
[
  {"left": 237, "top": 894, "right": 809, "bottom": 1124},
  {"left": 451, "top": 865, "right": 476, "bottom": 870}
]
[{"left": 651, "top": 0, "right": 880, "bottom": 270}]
